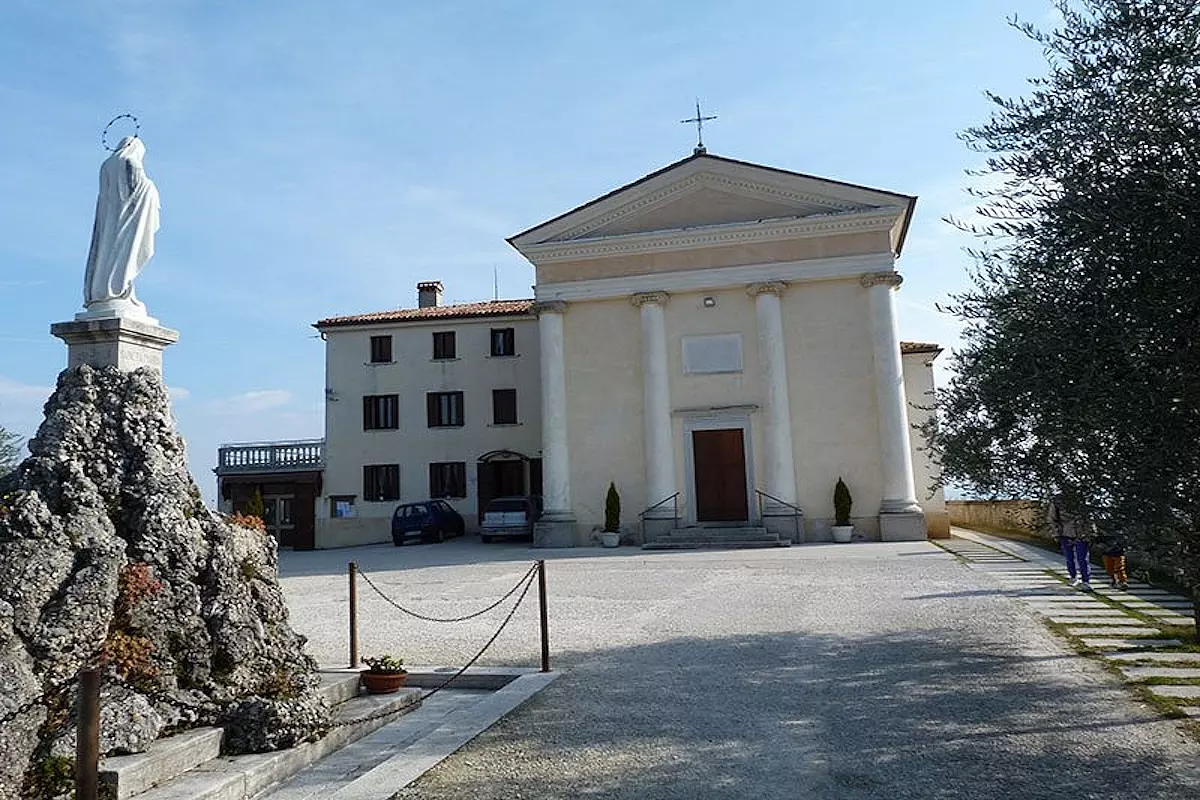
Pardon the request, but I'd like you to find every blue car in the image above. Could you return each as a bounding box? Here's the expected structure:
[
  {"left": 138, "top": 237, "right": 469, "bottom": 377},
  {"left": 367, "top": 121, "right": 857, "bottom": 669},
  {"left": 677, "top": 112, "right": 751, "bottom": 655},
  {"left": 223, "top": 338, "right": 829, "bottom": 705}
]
[{"left": 391, "top": 500, "right": 465, "bottom": 545}]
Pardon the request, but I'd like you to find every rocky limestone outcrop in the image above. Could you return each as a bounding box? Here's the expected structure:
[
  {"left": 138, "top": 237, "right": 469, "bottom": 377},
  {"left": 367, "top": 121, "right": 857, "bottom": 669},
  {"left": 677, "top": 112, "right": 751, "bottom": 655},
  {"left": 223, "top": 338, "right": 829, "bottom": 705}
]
[{"left": 0, "top": 365, "right": 330, "bottom": 799}]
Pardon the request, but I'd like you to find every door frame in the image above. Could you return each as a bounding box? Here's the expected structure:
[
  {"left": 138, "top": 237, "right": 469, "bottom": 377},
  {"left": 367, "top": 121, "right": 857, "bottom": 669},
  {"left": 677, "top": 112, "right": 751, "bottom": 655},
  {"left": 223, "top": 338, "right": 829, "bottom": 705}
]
[{"left": 681, "top": 410, "right": 757, "bottom": 526}]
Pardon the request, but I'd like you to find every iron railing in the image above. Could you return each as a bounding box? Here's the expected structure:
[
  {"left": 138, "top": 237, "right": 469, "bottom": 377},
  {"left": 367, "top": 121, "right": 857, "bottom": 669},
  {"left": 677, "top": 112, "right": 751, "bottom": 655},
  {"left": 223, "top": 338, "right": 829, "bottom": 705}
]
[
  {"left": 755, "top": 489, "right": 804, "bottom": 543},
  {"left": 638, "top": 492, "right": 681, "bottom": 544}
]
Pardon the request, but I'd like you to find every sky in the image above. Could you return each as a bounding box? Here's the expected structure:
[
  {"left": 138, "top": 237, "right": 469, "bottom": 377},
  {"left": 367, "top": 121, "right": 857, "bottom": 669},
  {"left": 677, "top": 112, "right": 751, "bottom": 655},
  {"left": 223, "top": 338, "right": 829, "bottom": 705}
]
[{"left": 0, "top": 0, "right": 1057, "bottom": 503}]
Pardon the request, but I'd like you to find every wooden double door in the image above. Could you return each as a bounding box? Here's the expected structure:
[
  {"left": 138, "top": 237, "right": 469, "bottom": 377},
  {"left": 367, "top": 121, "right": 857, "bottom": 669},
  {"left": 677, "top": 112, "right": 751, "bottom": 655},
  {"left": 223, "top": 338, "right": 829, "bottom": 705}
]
[{"left": 692, "top": 428, "right": 749, "bottom": 522}]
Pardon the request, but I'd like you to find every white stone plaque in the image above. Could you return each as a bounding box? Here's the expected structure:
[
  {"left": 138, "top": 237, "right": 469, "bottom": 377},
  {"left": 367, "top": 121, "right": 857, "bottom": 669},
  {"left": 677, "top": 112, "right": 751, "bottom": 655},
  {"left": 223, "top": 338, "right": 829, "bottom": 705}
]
[{"left": 682, "top": 333, "right": 743, "bottom": 374}]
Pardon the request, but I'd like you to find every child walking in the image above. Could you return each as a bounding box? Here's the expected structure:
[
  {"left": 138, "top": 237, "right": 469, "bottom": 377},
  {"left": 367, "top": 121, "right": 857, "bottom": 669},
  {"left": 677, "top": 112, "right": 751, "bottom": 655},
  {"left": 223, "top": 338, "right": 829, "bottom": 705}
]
[{"left": 1102, "top": 539, "right": 1129, "bottom": 590}]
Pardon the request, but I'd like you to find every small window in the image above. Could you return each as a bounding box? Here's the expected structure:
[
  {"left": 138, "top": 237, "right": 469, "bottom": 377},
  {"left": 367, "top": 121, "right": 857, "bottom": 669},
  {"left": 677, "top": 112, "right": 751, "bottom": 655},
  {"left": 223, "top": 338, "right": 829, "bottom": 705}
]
[
  {"left": 492, "top": 389, "right": 518, "bottom": 425},
  {"left": 490, "top": 328, "right": 515, "bottom": 357},
  {"left": 362, "top": 394, "right": 399, "bottom": 430},
  {"left": 369, "top": 335, "right": 392, "bottom": 363},
  {"left": 429, "top": 462, "right": 467, "bottom": 498},
  {"left": 330, "top": 495, "right": 356, "bottom": 518},
  {"left": 433, "top": 331, "right": 456, "bottom": 360},
  {"left": 426, "top": 392, "right": 465, "bottom": 427},
  {"left": 363, "top": 465, "right": 400, "bottom": 502}
]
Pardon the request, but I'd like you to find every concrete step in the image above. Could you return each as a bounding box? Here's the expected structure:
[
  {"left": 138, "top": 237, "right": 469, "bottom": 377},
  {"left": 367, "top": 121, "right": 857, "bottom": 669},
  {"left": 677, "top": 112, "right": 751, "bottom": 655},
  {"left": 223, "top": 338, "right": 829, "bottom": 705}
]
[
  {"left": 644, "top": 526, "right": 790, "bottom": 550},
  {"left": 101, "top": 728, "right": 226, "bottom": 800},
  {"left": 643, "top": 538, "right": 790, "bottom": 550},
  {"left": 99, "top": 674, "right": 364, "bottom": 799},
  {"left": 110, "top": 682, "right": 421, "bottom": 799}
]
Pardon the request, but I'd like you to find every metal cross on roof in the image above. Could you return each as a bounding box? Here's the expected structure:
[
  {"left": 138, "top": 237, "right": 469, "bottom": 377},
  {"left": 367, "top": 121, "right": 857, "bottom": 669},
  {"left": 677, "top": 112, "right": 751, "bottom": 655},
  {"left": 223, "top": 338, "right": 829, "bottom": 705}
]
[{"left": 681, "top": 99, "right": 717, "bottom": 155}]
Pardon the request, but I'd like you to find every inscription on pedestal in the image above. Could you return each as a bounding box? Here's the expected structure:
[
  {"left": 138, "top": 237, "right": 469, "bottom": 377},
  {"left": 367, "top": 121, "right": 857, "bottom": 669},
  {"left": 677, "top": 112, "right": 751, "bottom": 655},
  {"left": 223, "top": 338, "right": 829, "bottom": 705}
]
[{"left": 51, "top": 317, "right": 179, "bottom": 374}]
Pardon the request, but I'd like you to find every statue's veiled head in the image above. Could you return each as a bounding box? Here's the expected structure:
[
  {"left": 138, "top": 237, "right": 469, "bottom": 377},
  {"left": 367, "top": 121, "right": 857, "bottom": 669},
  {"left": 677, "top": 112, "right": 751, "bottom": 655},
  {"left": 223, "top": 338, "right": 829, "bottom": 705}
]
[{"left": 115, "top": 136, "right": 145, "bottom": 163}]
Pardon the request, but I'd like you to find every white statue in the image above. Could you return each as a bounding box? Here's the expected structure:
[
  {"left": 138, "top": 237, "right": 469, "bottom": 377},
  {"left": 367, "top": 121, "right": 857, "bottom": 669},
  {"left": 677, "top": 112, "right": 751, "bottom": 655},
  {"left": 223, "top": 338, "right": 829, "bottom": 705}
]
[{"left": 82, "top": 135, "right": 160, "bottom": 318}]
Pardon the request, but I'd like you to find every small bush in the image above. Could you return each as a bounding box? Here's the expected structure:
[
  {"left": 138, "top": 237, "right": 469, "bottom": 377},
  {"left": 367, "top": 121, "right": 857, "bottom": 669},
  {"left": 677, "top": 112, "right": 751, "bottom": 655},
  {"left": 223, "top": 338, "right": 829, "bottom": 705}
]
[
  {"left": 604, "top": 483, "right": 620, "bottom": 532},
  {"left": 834, "top": 477, "right": 852, "bottom": 527}
]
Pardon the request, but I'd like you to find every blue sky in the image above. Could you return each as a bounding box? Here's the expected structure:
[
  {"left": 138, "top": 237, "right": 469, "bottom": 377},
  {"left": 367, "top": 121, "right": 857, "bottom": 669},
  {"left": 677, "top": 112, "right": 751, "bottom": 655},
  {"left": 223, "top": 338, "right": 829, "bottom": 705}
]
[{"left": 0, "top": 1, "right": 1054, "bottom": 502}]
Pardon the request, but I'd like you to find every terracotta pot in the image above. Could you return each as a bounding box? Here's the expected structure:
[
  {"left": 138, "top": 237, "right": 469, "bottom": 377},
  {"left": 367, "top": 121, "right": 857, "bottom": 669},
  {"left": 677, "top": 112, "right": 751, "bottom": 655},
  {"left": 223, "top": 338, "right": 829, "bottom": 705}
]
[{"left": 360, "top": 670, "right": 408, "bottom": 694}]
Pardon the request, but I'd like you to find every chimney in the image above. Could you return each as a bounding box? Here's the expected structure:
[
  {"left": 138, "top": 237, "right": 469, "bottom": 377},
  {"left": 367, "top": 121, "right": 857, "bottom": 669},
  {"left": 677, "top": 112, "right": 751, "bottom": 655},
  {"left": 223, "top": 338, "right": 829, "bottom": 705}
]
[{"left": 417, "top": 281, "right": 444, "bottom": 309}]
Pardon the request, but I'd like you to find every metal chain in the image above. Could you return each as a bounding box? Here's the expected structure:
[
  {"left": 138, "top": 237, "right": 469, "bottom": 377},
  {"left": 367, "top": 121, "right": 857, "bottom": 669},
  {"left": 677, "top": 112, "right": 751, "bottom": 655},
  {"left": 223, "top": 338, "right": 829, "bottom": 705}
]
[
  {"left": 357, "top": 563, "right": 538, "bottom": 623},
  {"left": 327, "top": 565, "right": 539, "bottom": 728}
]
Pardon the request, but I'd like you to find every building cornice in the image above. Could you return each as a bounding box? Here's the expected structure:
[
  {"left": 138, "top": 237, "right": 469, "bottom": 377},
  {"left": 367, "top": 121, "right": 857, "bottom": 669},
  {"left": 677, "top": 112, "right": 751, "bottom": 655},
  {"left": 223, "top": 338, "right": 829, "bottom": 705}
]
[
  {"left": 533, "top": 253, "right": 897, "bottom": 303},
  {"left": 520, "top": 206, "right": 905, "bottom": 265}
]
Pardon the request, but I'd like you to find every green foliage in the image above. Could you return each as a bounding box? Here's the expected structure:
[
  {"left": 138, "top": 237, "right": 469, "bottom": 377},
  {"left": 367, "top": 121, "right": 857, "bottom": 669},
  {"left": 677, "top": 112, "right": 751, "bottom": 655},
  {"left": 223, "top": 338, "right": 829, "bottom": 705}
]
[
  {"left": 244, "top": 488, "right": 266, "bottom": 521},
  {"left": 362, "top": 654, "right": 406, "bottom": 674},
  {"left": 933, "top": 1, "right": 1200, "bottom": 598},
  {"left": 239, "top": 558, "right": 262, "bottom": 581},
  {"left": 0, "top": 425, "right": 22, "bottom": 478},
  {"left": 27, "top": 755, "right": 74, "bottom": 800},
  {"left": 604, "top": 482, "right": 621, "bottom": 532},
  {"left": 833, "top": 477, "right": 852, "bottom": 527}
]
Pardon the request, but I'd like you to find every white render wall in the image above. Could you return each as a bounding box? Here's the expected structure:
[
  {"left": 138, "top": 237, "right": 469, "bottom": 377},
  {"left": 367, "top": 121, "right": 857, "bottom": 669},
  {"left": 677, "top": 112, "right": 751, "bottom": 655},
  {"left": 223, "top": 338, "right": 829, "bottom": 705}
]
[
  {"left": 316, "top": 315, "right": 541, "bottom": 548},
  {"left": 555, "top": 275, "right": 930, "bottom": 538}
]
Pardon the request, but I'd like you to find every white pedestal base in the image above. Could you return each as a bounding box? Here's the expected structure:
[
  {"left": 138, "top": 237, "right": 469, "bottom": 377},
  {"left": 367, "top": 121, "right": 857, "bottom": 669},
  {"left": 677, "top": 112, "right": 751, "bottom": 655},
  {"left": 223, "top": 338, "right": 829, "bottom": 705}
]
[
  {"left": 51, "top": 316, "right": 179, "bottom": 373},
  {"left": 879, "top": 512, "right": 928, "bottom": 542}
]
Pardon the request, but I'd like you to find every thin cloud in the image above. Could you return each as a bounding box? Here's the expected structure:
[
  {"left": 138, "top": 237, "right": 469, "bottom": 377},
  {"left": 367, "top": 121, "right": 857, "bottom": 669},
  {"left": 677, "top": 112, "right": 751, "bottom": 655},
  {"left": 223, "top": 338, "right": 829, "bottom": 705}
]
[{"left": 206, "top": 389, "right": 292, "bottom": 415}]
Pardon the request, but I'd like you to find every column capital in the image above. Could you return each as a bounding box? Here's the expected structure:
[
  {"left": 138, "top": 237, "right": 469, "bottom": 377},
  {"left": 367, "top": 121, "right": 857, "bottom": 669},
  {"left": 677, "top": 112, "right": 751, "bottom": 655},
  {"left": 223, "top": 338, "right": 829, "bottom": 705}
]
[
  {"left": 631, "top": 291, "right": 669, "bottom": 308},
  {"left": 860, "top": 272, "right": 903, "bottom": 289},
  {"left": 535, "top": 300, "right": 568, "bottom": 316},
  {"left": 746, "top": 280, "right": 787, "bottom": 298}
]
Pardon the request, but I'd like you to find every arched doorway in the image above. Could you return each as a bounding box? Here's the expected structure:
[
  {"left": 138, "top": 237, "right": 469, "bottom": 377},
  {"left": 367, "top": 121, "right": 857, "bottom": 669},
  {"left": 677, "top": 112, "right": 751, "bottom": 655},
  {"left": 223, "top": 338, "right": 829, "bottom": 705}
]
[{"left": 476, "top": 450, "right": 542, "bottom": 526}]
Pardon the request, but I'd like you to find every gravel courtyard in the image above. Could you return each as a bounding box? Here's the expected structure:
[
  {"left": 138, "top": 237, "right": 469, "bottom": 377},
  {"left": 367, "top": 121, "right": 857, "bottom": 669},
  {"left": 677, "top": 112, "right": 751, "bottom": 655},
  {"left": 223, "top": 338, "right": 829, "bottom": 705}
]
[{"left": 278, "top": 539, "right": 1200, "bottom": 799}]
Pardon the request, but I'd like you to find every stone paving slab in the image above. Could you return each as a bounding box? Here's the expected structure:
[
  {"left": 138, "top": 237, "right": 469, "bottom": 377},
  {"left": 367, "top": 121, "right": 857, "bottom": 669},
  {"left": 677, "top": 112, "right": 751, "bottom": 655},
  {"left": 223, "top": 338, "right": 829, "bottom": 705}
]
[
  {"left": 1146, "top": 685, "right": 1200, "bottom": 699},
  {"left": 1119, "top": 666, "right": 1200, "bottom": 680},
  {"left": 1149, "top": 618, "right": 1196, "bottom": 627},
  {"left": 1044, "top": 609, "right": 1135, "bottom": 618},
  {"left": 1104, "top": 651, "right": 1200, "bottom": 663},
  {"left": 1048, "top": 616, "right": 1140, "bottom": 626},
  {"left": 1066, "top": 625, "right": 1157, "bottom": 636},
  {"left": 1079, "top": 637, "right": 1184, "bottom": 650}
]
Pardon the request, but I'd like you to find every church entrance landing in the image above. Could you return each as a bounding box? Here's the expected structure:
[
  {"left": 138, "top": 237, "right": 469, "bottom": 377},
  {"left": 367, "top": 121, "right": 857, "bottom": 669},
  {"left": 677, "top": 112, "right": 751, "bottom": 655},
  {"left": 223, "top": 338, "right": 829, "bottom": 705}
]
[{"left": 692, "top": 428, "right": 749, "bottom": 522}]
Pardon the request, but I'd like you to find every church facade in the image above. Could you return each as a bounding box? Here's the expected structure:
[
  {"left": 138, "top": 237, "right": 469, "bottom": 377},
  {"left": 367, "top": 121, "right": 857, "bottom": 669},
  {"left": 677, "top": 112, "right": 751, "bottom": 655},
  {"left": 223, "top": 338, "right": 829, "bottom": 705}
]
[{"left": 309, "top": 151, "right": 947, "bottom": 548}]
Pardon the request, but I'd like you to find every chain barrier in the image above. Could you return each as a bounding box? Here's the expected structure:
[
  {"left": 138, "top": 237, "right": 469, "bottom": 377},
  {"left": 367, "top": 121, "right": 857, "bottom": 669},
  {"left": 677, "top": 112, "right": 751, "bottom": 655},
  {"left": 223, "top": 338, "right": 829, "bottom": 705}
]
[
  {"left": 356, "top": 562, "right": 538, "bottom": 623},
  {"left": 327, "top": 564, "right": 539, "bottom": 729}
]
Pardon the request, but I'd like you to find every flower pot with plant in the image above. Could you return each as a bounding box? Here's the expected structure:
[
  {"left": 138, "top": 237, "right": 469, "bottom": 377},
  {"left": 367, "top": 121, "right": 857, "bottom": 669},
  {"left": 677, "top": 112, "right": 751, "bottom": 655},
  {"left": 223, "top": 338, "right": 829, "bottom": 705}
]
[
  {"left": 360, "top": 654, "right": 408, "bottom": 694},
  {"left": 832, "top": 477, "right": 854, "bottom": 543},
  {"left": 601, "top": 483, "right": 621, "bottom": 548}
]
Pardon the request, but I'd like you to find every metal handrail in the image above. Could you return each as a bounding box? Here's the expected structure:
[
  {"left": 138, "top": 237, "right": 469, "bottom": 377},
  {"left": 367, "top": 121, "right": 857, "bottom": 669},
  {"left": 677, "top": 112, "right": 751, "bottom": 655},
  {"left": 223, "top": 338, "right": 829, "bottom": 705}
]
[
  {"left": 638, "top": 492, "right": 680, "bottom": 545},
  {"left": 755, "top": 489, "right": 803, "bottom": 543},
  {"left": 638, "top": 492, "right": 680, "bottom": 520}
]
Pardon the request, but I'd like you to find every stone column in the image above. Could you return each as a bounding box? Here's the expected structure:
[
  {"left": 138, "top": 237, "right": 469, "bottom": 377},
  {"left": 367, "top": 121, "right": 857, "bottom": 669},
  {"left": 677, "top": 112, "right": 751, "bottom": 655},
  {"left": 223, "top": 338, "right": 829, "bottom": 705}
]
[
  {"left": 535, "top": 301, "right": 575, "bottom": 545},
  {"left": 861, "top": 272, "right": 925, "bottom": 541},
  {"left": 747, "top": 281, "right": 800, "bottom": 538},
  {"left": 631, "top": 292, "right": 676, "bottom": 524}
]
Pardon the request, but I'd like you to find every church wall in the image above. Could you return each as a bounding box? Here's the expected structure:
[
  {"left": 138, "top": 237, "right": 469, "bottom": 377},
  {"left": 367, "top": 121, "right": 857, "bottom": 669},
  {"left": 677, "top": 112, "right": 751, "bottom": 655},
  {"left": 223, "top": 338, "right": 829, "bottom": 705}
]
[
  {"left": 902, "top": 350, "right": 949, "bottom": 538},
  {"left": 783, "top": 278, "right": 887, "bottom": 539},
  {"left": 560, "top": 298, "right": 647, "bottom": 534},
  {"left": 662, "top": 286, "right": 765, "bottom": 523},
  {"left": 316, "top": 316, "right": 541, "bottom": 548},
  {"left": 537, "top": 230, "right": 892, "bottom": 284}
]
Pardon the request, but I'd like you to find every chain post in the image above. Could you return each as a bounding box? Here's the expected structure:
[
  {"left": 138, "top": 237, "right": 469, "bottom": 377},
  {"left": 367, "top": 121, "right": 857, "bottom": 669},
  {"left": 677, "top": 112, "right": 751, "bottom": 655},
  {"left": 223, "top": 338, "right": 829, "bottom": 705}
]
[
  {"left": 349, "top": 562, "right": 359, "bottom": 668},
  {"left": 76, "top": 667, "right": 101, "bottom": 800},
  {"left": 537, "top": 560, "right": 550, "bottom": 672}
]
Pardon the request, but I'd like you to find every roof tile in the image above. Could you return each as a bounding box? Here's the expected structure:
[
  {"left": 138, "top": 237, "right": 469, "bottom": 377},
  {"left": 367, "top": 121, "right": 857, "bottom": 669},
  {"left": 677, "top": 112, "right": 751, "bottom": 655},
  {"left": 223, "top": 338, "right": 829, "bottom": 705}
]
[{"left": 316, "top": 299, "right": 536, "bottom": 329}]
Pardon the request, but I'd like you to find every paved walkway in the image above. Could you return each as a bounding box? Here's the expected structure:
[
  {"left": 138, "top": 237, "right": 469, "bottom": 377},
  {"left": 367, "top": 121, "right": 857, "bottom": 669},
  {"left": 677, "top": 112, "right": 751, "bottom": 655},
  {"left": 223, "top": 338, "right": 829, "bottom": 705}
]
[
  {"left": 278, "top": 536, "right": 1200, "bottom": 799},
  {"left": 943, "top": 529, "right": 1200, "bottom": 717}
]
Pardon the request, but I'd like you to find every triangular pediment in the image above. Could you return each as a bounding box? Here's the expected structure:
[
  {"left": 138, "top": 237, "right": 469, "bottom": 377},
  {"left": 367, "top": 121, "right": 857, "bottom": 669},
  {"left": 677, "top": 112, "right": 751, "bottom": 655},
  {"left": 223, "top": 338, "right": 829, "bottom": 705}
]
[{"left": 509, "top": 153, "right": 916, "bottom": 251}]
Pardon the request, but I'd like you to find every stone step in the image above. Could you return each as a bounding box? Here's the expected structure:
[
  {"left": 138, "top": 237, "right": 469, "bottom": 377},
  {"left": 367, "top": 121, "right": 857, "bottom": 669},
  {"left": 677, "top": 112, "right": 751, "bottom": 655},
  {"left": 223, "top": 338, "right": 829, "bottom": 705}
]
[
  {"left": 655, "top": 527, "right": 771, "bottom": 540},
  {"left": 132, "top": 688, "right": 422, "bottom": 800},
  {"left": 101, "top": 729, "right": 226, "bottom": 800},
  {"left": 99, "top": 674, "right": 365, "bottom": 799},
  {"left": 642, "top": 538, "right": 790, "bottom": 550}
]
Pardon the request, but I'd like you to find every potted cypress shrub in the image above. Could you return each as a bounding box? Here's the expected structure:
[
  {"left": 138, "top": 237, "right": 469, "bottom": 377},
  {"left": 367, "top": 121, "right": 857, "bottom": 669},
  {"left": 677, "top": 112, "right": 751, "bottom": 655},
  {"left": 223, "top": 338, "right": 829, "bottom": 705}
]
[
  {"left": 360, "top": 654, "right": 408, "bottom": 694},
  {"left": 601, "top": 483, "right": 621, "bottom": 548},
  {"left": 832, "top": 477, "right": 854, "bottom": 543}
]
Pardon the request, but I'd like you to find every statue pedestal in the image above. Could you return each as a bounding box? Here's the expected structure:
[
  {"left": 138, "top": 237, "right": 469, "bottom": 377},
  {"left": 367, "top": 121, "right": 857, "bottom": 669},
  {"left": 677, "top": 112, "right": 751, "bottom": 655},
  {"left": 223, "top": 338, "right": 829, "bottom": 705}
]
[{"left": 51, "top": 316, "right": 179, "bottom": 373}]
